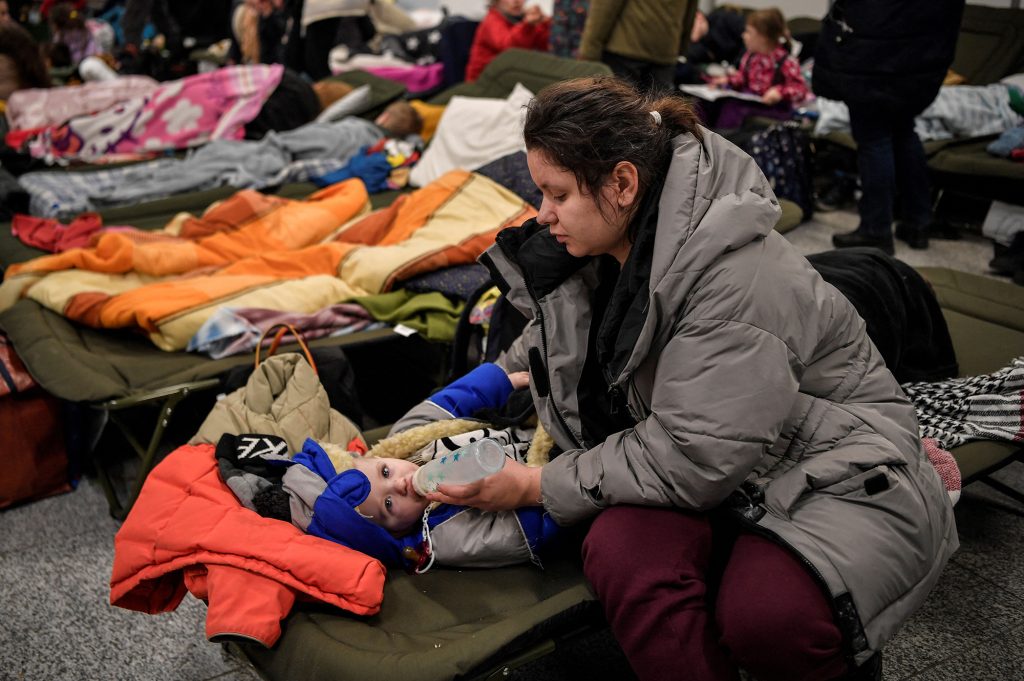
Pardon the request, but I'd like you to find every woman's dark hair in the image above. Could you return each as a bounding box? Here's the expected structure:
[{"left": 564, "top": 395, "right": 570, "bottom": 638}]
[
  {"left": 0, "top": 21, "right": 51, "bottom": 90},
  {"left": 523, "top": 76, "right": 701, "bottom": 227}
]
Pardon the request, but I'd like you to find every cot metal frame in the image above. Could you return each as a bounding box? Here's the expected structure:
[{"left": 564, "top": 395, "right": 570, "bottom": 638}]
[
  {"left": 961, "top": 447, "right": 1024, "bottom": 517},
  {"left": 90, "top": 379, "right": 221, "bottom": 520}
]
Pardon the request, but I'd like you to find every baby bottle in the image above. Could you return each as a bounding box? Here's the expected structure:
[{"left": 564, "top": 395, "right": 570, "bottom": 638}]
[{"left": 412, "top": 438, "right": 506, "bottom": 495}]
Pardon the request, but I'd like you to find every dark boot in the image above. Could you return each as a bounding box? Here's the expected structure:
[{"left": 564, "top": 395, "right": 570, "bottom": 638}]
[
  {"left": 894, "top": 221, "right": 929, "bottom": 249},
  {"left": 832, "top": 229, "right": 894, "bottom": 256},
  {"left": 990, "top": 232, "right": 1024, "bottom": 276}
]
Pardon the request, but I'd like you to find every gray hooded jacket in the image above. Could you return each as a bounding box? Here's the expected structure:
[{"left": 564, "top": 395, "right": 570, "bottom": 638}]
[{"left": 484, "top": 129, "right": 958, "bottom": 664}]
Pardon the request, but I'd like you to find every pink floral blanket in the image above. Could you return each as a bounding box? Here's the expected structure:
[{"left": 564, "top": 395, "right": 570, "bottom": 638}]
[{"left": 26, "top": 64, "right": 284, "bottom": 162}]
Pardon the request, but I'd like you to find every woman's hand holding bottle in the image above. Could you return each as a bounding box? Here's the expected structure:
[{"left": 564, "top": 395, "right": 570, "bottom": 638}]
[{"left": 425, "top": 458, "right": 543, "bottom": 512}]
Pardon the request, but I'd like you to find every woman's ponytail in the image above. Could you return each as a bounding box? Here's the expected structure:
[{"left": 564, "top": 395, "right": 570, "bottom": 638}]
[{"left": 649, "top": 93, "right": 703, "bottom": 140}]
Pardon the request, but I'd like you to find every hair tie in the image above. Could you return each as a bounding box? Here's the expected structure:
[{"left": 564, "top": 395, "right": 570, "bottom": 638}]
[{"left": 650, "top": 110, "right": 662, "bottom": 126}]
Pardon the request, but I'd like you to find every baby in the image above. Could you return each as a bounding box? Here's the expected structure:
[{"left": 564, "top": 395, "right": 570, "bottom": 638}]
[{"left": 226, "top": 365, "right": 549, "bottom": 570}]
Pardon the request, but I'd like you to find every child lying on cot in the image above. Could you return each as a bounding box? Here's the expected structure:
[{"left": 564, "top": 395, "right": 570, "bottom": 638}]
[{"left": 217, "top": 363, "right": 559, "bottom": 572}]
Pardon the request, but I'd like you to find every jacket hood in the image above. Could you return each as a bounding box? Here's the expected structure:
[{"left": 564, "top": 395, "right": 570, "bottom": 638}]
[{"left": 648, "top": 128, "right": 779, "bottom": 289}]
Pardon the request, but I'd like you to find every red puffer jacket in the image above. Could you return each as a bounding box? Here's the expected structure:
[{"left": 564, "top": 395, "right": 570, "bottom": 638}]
[{"left": 110, "top": 443, "right": 386, "bottom": 647}]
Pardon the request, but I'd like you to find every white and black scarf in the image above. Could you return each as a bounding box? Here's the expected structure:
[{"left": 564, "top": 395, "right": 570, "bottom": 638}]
[{"left": 901, "top": 357, "right": 1024, "bottom": 450}]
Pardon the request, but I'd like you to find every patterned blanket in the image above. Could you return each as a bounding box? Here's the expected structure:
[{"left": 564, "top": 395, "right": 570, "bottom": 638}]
[
  {"left": 22, "top": 65, "right": 283, "bottom": 162},
  {"left": 4, "top": 76, "right": 159, "bottom": 132},
  {"left": 18, "top": 117, "right": 383, "bottom": 220}
]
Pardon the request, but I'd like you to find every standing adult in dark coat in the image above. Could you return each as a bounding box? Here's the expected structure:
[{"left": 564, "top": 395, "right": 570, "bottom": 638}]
[{"left": 815, "top": 0, "right": 964, "bottom": 252}]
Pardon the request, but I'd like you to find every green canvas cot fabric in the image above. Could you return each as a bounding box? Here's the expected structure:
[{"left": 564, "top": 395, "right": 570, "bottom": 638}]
[
  {"left": 934, "top": 308, "right": 1021, "bottom": 480},
  {"left": 326, "top": 69, "right": 409, "bottom": 120},
  {"left": 0, "top": 226, "right": 47, "bottom": 271},
  {"left": 776, "top": 199, "right": 802, "bottom": 233},
  {"left": 919, "top": 267, "right": 1024, "bottom": 337},
  {"left": 926, "top": 139, "right": 1024, "bottom": 181},
  {"left": 949, "top": 5, "right": 1024, "bottom": 87},
  {"left": 0, "top": 298, "right": 403, "bottom": 404},
  {"left": 238, "top": 551, "right": 600, "bottom": 681},
  {"left": 428, "top": 48, "right": 613, "bottom": 105},
  {"left": 820, "top": 130, "right": 955, "bottom": 158},
  {"left": 0, "top": 294, "right": 446, "bottom": 433}
]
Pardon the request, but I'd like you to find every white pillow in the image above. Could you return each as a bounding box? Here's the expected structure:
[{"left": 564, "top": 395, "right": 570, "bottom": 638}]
[{"left": 410, "top": 82, "right": 534, "bottom": 187}]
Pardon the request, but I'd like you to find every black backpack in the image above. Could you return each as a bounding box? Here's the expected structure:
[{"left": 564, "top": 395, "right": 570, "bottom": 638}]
[{"left": 448, "top": 280, "right": 528, "bottom": 382}]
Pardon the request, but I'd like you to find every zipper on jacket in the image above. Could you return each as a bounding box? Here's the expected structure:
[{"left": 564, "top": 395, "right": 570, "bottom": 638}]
[
  {"left": 529, "top": 290, "right": 583, "bottom": 450},
  {"left": 610, "top": 382, "right": 645, "bottom": 423},
  {"left": 727, "top": 484, "right": 868, "bottom": 667},
  {"left": 492, "top": 236, "right": 582, "bottom": 450},
  {"left": 608, "top": 384, "right": 642, "bottom": 424},
  {"left": 608, "top": 386, "right": 623, "bottom": 415}
]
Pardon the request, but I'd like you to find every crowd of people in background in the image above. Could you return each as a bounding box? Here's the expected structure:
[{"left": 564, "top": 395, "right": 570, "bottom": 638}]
[
  {"left": 2, "top": 0, "right": 1015, "bottom": 265},
  {"left": 0, "top": 1, "right": 800, "bottom": 107}
]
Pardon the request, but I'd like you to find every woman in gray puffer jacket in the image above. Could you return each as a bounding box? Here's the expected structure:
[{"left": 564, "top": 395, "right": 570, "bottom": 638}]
[{"left": 425, "top": 76, "right": 957, "bottom": 681}]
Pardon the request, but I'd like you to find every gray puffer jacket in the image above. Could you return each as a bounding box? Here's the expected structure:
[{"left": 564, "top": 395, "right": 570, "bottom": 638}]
[{"left": 484, "top": 129, "right": 957, "bottom": 665}]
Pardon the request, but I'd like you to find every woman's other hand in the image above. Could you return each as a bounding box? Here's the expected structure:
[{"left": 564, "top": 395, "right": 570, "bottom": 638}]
[
  {"left": 761, "top": 87, "right": 783, "bottom": 105},
  {"left": 707, "top": 75, "right": 729, "bottom": 88},
  {"left": 506, "top": 370, "right": 530, "bottom": 390},
  {"left": 426, "top": 458, "right": 543, "bottom": 511}
]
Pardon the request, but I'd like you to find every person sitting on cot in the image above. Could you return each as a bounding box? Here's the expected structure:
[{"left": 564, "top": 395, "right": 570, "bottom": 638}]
[
  {"left": 413, "top": 76, "right": 956, "bottom": 680},
  {"left": 704, "top": 7, "right": 809, "bottom": 130}
]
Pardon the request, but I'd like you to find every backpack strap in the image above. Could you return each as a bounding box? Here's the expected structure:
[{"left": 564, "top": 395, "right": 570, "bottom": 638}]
[
  {"left": 772, "top": 58, "right": 786, "bottom": 86},
  {"left": 448, "top": 279, "right": 498, "bottom": 382}
]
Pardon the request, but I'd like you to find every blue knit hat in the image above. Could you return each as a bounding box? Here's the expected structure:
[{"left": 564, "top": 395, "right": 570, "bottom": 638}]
[{"left": 295, "top": 440, "right": 421, "bottom": 567}]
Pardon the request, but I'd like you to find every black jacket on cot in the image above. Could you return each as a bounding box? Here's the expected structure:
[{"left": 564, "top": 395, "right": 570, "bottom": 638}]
[
  {"left": 806, "top": 248, "right": 958, "bottom": 385},
  {"left": 812, "top": 0, "right": 965, "bottom": 116}
]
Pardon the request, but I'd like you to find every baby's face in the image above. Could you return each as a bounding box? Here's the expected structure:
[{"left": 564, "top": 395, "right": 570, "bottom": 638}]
[{"left": 351, "top": 456, "right": 429, "bottom": 536}]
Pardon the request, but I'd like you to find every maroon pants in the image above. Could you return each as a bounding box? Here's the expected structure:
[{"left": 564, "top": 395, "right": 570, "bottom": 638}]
[{"left": 582, "top": 506, "right": 851, "bottom": 681}]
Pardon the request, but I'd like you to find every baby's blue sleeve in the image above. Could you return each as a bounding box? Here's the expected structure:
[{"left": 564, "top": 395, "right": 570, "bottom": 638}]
[{"left": 427, "top": 363, "right": 514, "bottom": 418}]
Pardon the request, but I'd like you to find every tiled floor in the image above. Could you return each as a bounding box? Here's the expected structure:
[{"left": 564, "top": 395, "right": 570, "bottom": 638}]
[{"left": 1, "top": 209, "right": 1020, "bottom": 681}]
